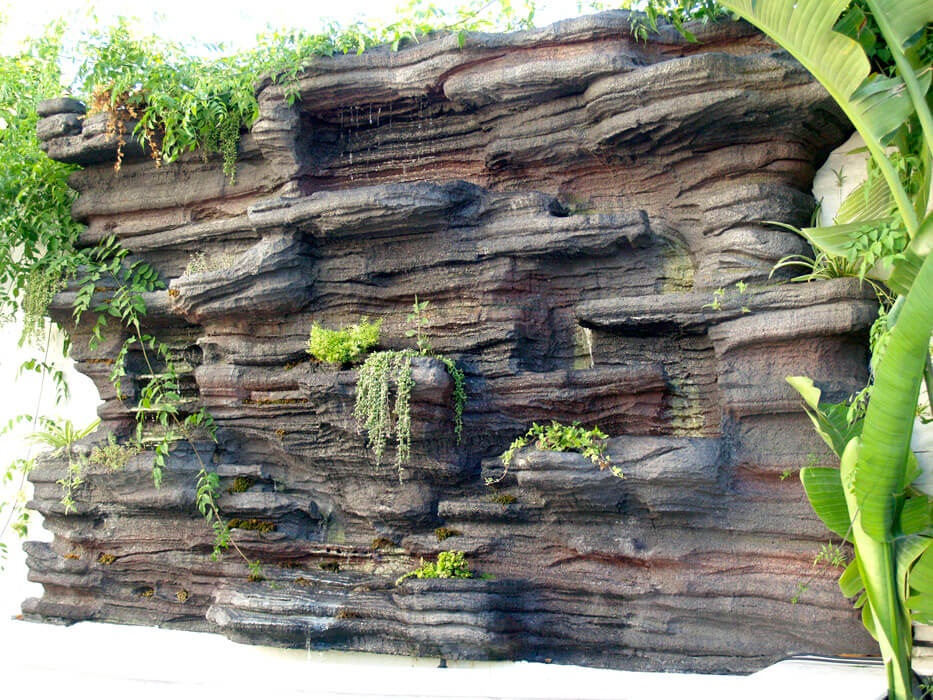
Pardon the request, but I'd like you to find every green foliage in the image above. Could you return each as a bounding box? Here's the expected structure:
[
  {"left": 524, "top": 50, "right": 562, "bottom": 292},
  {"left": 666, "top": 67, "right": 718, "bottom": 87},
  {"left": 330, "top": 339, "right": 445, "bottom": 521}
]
[
  {"left": 440, "top": 356, "right": 466, "bottom": 443},
  {"left": 247, "top": 560, "right": 266, "bottom": 582},
  {"left": 396, "top": 550, "right": 473, "bottom": 585},
  {"left": 29, "top": 418, "right": 100, "bottom": 513},
  {"left": 720, "top": 0, "right": 933, "bottom": 697},
  {"left": 307, "top": 317, "right": 382, "bottom": 365},
  {"left": 73, "top": 2, "right": 536, "bottom": 182},
  {"left": 582, "top": 1, "right": 728, "bottom": 42},
  {"left": 790, "top": 582, "right": 809, "bottom": 604},
  {"left": 405, "top": 296, "right": 433, "bottom": 355},
  {"left": 842, "top": 219, "right": 909, "bottom": 279},
  {"left": 355, "top": 349, "right": 417, "bottom": 469},
  {"left": 353, "top": 298, "right": 466, "bottom": 472},
  {"left": 701, "top": 281, "right": 753, "bottom": 312},
  {"left": 815, "top": 541, "right": 849, "bottom": 568},
  {"left": 493, "top": 421, "right": 611, "bottom": 485},
  {"left": 227, "top": 518, "right": 277, "bottom": 533},
  {"left": 88, "top": 433, "right": 142, "bottom": 471},
  {"left": 0, "top": 19, "right": 82, "bottom": 334}
]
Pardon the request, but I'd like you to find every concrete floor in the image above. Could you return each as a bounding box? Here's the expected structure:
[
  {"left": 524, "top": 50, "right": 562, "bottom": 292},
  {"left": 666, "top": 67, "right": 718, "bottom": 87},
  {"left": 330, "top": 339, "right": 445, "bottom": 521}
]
[{"left": 0, "top": 611, "right": 889, "bottom": 700}]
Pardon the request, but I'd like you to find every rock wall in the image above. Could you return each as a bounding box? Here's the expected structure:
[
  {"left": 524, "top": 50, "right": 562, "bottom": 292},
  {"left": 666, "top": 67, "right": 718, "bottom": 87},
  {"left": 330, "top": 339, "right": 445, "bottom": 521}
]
[{"left": 23, "top": 12, "right": 878, "bottom": 672}]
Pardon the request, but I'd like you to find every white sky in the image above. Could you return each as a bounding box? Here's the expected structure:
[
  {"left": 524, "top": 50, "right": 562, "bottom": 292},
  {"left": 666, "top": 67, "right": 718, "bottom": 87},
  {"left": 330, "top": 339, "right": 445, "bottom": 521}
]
[{"left": 1, "top": 0, "right": 598, "bottom": 54}]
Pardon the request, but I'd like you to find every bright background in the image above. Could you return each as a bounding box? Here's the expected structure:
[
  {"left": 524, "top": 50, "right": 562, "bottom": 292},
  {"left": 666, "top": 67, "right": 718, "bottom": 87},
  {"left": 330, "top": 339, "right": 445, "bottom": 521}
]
[{"left": 1, "top": 0, "right": 592, "bottom": 54}]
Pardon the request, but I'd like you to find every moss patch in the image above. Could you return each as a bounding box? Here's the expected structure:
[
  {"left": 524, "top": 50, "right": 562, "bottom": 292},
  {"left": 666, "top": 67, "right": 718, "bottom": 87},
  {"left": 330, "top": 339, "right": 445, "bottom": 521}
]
[
  {"left": 434, "top": 527, "right": 461, "bottom": 542},
  {"left": 227, "top": 518, "right": 276, "bottom": 533},
  {"left": 226, "top": 476, "right": 254, "bottom": 494},
  {"left": 489, "top": 493, "right": 517, "bottom": 505}
]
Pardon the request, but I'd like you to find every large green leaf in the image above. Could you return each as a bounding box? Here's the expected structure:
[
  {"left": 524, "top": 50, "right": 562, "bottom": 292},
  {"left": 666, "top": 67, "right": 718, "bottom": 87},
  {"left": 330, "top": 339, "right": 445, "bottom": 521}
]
[
  {"left": 798, "top": 220, "right": 891, "bottom": 257},
  {"left": 800, "top": 467, "right": 852, "bottom": 541},
  {"left": 786, "top": 376, "right": 862, "bottom": 457},
  {"left": 840, "top": 439, "right": 914, "bottom": 696},
  {"left": 906, "top": 593, "right": 933, "bottom": 624},
  {"left": 719, "top": 1, "right": 912, "bottom": 145},
  {"left": 864, "top": 0, "right": 933, "bottom": 169},
  {"left": 835, "top": 175, "right": 894, "bottom": 225},
  {"left": 910, "top": 543, "right": 933, "bottom": 593},
  {"left": 720, "top": 0, "right": 922, "bottom": 239},
  {"left": 894, "top": 533, "right": 933, "bottom": 602},
  {"left": 840, "top": 558, "right": 864, "bottom": 597},
  {"left": 855, "top": 250, "right": 933, "bottom": 541},
  {"left": 867, "top": 0, "right": 933, "bottom": 50},
  {"left": 888, "top": 248, "right": 925, "bottom": 295},
  {"left": 899, "top": 495, "right": 931, "bottom": 535}
]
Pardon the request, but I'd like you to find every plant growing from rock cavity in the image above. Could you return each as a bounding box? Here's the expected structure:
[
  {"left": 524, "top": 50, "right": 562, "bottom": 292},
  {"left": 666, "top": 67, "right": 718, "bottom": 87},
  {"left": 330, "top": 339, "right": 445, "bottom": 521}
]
[
  {"left": 307, "top": 317, "right": 382, "bottom": 365},
  {"left": 354, "top": 298, "right": 466, "bottom": 474},
  {"left": 88, "top": 432, "right": 142, "bottom": 471},
  {"left": 491, "top": 421, "right": 616, "bottom": 486},
  {"left": 396, "top": 550, "right": 472, "bottom": 585},
  {"left": 29, "top": 418, "right": 100, "bottom": 514}
]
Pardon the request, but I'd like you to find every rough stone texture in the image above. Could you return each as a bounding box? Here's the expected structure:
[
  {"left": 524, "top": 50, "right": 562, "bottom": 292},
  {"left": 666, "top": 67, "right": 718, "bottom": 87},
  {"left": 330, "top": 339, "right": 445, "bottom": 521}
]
[{"left": 23, "top": 11, "right": 877, "bottom": 672}]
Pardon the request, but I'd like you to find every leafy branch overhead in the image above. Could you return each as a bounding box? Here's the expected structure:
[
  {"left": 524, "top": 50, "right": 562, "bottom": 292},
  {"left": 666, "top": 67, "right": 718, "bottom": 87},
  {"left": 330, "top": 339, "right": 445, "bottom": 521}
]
[{"left": 74, "top": 2, "right": 538, "bottom": 181}]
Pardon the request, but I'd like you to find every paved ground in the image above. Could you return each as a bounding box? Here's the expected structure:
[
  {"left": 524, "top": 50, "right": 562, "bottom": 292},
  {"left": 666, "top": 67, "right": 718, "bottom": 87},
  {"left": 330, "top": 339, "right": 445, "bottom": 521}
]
[{"left": 0, "top": 613, "right": 888, "bottom": 700}]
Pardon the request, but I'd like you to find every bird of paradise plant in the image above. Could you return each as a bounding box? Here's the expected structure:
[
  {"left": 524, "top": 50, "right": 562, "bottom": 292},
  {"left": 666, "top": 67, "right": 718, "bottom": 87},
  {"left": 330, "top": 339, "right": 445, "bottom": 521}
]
[{"left": 717, "top": 1, "right": 932, "bottom": 697}]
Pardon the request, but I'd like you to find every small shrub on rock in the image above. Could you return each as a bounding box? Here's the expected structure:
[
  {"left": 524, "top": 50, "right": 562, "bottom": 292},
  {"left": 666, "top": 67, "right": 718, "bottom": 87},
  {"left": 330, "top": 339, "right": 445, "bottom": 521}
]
[
  {"left": 307, "top": 317, "right": 381, "bottom": 365},
  {"left": 396, "top": 550, "right": 472, "bottom": 585}
]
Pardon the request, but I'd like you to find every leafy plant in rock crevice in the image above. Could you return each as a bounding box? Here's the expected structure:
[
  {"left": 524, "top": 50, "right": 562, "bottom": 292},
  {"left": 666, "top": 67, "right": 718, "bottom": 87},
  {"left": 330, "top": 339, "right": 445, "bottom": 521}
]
[
  {"left": 354, "top": 298, "right": 466, "bottom": 474},
  {"left": 28, "top": 418, "right": 100, "bottom": 514},
  {"left": 307, "top": 317, "right": 382, "bottom": 365},
  {"left": 491, "top": 420, "right": 615, "bottom": 485},
  {"left": 395, "top": 550, "right": 473, "bottom": 585}
]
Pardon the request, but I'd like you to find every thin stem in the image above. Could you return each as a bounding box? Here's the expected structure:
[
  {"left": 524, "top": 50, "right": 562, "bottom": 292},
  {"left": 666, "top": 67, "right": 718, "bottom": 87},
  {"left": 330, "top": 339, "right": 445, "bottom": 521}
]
[
  {"left": 130, "top": 322, "right": 253, "bottom": 568},
  {"left": 0, "top": 325, "right": 53, "bottom": 543},
  {"left": 924, "top": 351, "right": 933, "bottom": 419}
]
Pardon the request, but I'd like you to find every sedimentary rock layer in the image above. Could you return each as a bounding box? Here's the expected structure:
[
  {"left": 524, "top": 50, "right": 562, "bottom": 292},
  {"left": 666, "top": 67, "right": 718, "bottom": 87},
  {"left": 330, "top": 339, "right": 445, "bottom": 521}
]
[{"left": 24, "top": 11, "right": 875, "bottom": 672}]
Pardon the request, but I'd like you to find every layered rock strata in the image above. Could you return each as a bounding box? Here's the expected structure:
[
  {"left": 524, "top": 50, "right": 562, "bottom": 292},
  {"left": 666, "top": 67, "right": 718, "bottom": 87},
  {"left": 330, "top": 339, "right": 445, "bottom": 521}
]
[{"left": 24, "top": 11, "right": 876, "bottom": 672}]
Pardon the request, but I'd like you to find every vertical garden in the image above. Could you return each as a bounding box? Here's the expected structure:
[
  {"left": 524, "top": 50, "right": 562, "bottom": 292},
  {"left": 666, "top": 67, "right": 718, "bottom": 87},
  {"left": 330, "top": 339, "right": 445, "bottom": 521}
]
[{"left": 2, "top": 1, "right": 932, "bottom": 695}]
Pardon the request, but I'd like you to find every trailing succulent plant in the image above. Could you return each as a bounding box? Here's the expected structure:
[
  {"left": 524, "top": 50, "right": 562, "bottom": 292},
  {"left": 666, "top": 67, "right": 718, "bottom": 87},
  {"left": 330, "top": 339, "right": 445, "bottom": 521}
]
[{"left": 353, "top": 298, "right": 466, "bottom": 473}]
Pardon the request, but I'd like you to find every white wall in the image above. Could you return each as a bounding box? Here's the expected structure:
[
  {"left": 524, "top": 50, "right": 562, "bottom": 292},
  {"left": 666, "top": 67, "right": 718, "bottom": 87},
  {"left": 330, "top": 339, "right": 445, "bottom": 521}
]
[{"left": 0, "top": 319, "right": 100, "bottom": 614}]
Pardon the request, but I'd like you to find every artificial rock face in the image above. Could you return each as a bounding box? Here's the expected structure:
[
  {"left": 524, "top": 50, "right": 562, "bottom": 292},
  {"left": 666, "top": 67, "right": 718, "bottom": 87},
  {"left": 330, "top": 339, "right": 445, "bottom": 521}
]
[{"left": 24, "top": 11, "right": 876, "bottom": 672}]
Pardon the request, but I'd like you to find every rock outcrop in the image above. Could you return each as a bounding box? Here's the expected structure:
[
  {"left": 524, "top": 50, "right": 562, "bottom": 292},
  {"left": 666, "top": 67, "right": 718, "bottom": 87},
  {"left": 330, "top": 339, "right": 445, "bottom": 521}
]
[{"left": 23, "top": 11, "right": 877, "bottom": 672}]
